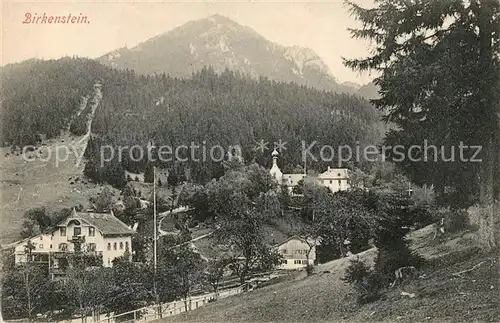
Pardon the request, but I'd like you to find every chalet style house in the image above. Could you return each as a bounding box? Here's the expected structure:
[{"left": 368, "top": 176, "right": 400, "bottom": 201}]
[
  {"left": 14, "top": 208, "right": 134, "bottom": 276},
  {"left": 275, "top": 236, "right": 317, "bottom": 270},
  {"left": 269, "top": 149, "right": 350, "bottom": 193}
]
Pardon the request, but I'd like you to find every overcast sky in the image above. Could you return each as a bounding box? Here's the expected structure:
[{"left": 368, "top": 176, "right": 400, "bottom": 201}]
[{"left": 1, "top": 0, "right": 376, "bottom": 84}]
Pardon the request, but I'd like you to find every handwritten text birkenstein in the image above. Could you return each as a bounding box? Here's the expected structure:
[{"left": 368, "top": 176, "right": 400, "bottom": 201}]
[{"left": 23, "top": 13, "right": 89, "bottom": 24}]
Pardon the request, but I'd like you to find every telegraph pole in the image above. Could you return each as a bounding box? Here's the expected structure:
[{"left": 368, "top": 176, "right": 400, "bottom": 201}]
[
  {"left": 153, "top": 165, "right": 157, "bottom": 272},
  {"left": 153, "top": 165, "right": 159, "bottom": 309}
]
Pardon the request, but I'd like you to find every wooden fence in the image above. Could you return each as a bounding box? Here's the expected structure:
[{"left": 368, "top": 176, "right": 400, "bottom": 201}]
[{"left": 92, "top": 284, "right": 247, "bottom": 323}]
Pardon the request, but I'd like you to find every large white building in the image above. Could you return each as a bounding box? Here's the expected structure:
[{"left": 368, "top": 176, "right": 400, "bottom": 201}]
[
  {"left": 14, "top": 208, "right": 135, "bottom": 274},
  {"left": 269, "top": 149, "right": 350, "bottom": 193}
]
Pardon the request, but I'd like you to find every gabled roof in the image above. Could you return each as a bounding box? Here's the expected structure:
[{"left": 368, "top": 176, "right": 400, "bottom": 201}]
[
  {"left": 57, "top": 209, "right": 135, "bottom": 236},
  {"left": 274, "top": 235, "right": 317, "bottom": 247},
  {"left": 1, "top": 237, "right": 32, "bottom": 251},
  {"left": 317, "top": 167, "right": 349, "bottom": 179}
]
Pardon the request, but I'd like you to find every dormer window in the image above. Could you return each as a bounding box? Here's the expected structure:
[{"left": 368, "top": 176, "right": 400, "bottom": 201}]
[
  {"left": 89, "top": 227, "right": 95, "bottom": 237},
  {"left": 74, "top": 227, "right": 81, "bottom": 236},
  {"left": 60, "top": 227, "right": 66, "bottom": 236}
]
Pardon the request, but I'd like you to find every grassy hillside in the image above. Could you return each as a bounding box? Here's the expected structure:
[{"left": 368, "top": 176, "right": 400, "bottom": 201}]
[
  {"left": 0, "top": 133, "right": 119, "bottom": 245},
  {"left": 156, "top": 226, "right": 499, "bottom": 323}
]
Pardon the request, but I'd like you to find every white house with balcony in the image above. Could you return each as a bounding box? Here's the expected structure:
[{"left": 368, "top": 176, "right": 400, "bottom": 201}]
[
  {"left": 269, "top": 149, "right": 350, "bottom": 193},
  {"left": 14, "top": 208, "right": 135, "bottom": 272}
]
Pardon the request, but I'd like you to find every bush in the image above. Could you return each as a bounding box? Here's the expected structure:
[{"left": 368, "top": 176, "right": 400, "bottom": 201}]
[
  {"left": 343, "top": 259, "right": 382, "bottom": 305},
  {"left": 375, "top": 240, "right": 423, "bottom": 283},
  {"left": 445, "top": 209, "right": 470, "bottom": 233},
  {"left": 343, "top": 258, "right": 371, "bottom": 285},
  {"left": 432, "top": 207, "right": 470, "bottom": 234}
]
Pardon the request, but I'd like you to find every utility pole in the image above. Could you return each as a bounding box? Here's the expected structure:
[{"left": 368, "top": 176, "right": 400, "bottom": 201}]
[
  {"left": 154, "top": 165, "right": 157, "bottom": 273},
  {"left": 153, "top": 165, "right": 159, "bottom": 309}
]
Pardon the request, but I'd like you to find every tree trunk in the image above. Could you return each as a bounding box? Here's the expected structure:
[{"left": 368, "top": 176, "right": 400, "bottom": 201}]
[
  {"left": 477, "top": 0, "right": 496, "bottom": 205},
  {"left": 305, "top": 246, "right": 313, "bottom": 276},
  {"left": 240, "top": 257, "right": 250, "bottom": 285}
]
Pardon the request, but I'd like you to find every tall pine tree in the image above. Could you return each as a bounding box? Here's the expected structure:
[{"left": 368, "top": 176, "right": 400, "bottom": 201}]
[{"left": 345, "top": 0, "right": 499, "bottom": 207}]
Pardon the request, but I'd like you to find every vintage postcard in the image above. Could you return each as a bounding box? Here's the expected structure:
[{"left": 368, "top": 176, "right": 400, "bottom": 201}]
[{"left": 1, "top": 0, "right": 499, "bottom": 322}]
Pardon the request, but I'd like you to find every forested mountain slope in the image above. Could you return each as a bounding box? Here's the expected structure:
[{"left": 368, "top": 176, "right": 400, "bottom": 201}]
[{"left": 1, "top": 58, "right": 384, "bottom": 186}]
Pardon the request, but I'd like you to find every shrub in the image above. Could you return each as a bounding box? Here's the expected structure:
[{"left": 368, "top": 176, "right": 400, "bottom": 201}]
[
  {"left": 444, "top": 209, "right": 470, "bottom": 233},
  {"left": 375, "top": 241, "right": 423, "bottom": 283},
  {"left": 343, "top": 259, "right": 382, "bottom": 305},
  {"left": 432, "top": 207, "right": 470, "bottom": 234},
  {"left": 343, "top": 258, "right": 371, "bottom": 285}
]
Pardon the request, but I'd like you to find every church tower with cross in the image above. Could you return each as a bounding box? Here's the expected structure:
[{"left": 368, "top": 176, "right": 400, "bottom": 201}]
[{"left": 269, "top": 149, "right": 283, "bottom": 183}]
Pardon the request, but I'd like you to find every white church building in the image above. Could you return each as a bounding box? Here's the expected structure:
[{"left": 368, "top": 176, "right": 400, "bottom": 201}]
[{"left": 269, "top": 149, "right": 350, "bottom": 193}]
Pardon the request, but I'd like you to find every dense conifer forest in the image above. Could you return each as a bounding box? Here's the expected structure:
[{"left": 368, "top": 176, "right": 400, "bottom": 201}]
[{"left": 1, "top": 58, "right": 384, "bottom": 185}]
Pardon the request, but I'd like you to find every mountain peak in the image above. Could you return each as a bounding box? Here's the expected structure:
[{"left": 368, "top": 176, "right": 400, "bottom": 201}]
[
  {"left": 98, "top": 15, "right": 359, "bottom": 93},
  {"left": 206, "top": 14, "right": 235, "bottom": 23}
]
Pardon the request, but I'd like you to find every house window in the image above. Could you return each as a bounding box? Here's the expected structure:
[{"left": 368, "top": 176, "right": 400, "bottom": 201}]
[
  {"left": 294, "top": 260, "right": 301, "bottom": 264},
  {"left": 60, "top": 227, "right": 66, "bottom": 236},
  {"left": 89, "top": 227, "right": 95, "bottom": 237},
  {"left": 107, "top": 243, "right": 111, "bottom": 251},
  {"left": 59, "top": 243, "right": 67, "bottom": 251},
  {"left": 113, "top": 242, "right": 117, "bottom": 250},
  {"left": 49, "top": 244, "right": 52, "bottom": 249},
  {"left": 330, "top": 180, "right": 332, "bottom": 184},
  {"left": 88, "top": 243, "right": 96, "bottom": 252},
  {"left": 125, "top": 241, "right": 129, "bottom": 250},
  {"left": 302, "top": 260, "right": 308, "bottom": 265},
  {"left": 281, "top": 259, "right": 287, "bottom": 264},
  {"left": 281, "top": 249, "right": 287, "bottom": 254},
  {"left": 40, "top": 236, "right": 43, "bottom": 240},
  {"left": 74, "top": 227, "right": 81, "bottom": 236},
  {"left": 338, "top": 180, "right": 341, "bottom": 187},
  {"left": 119, "top": 242, "right": 124, "bottom": 250}
]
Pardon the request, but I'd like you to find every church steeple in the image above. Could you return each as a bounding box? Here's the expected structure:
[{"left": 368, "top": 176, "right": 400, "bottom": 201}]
[
  {"left": 271, "top": 149, "right": 279, "bottom": 165},
  {"left": 269, "top": 149, "right": 282, "bottom": 182}
]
